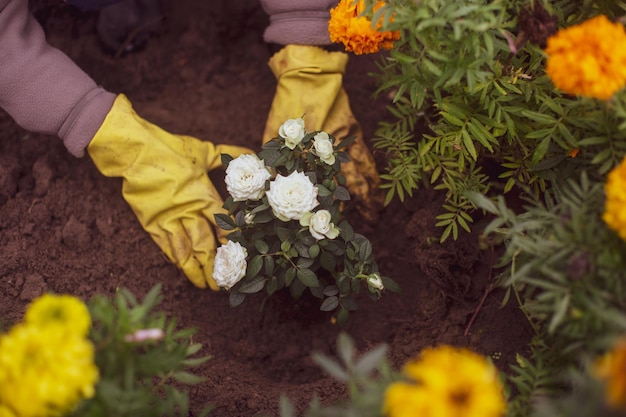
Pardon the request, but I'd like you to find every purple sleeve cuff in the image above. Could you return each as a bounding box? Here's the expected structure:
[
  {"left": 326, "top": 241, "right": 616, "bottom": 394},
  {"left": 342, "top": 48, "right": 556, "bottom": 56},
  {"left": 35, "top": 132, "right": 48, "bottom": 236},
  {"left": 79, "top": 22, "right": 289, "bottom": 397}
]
[{"left": 0, "top": 0, "right": 116, "bottom": 157}]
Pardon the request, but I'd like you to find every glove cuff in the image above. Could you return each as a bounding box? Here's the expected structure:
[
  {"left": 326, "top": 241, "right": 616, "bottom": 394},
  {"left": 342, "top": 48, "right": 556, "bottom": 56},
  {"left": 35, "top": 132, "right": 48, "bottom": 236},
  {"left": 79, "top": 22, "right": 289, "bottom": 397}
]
[
  {"left": 264, "top": 10, "right": 332, "bottom": 45},
  {"left": 268, "top": 45, "right": 348, "bottom": 79}
]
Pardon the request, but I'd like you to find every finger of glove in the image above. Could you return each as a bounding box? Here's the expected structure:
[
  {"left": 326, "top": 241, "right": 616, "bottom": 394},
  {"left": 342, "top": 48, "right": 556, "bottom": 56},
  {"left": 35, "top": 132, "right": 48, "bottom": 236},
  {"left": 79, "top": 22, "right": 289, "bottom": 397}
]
[
  {"left": 151, "top": 215, "right": 220, "bottom": 291},
  {"left": 263, "top": 47, "right": 346, "bottom": 143}
]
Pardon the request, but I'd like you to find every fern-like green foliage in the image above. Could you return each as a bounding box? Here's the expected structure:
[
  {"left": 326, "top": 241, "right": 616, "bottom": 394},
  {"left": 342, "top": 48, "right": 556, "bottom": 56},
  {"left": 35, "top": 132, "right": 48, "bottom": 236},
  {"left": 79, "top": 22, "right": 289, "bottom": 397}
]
[
  {"left": 369, "top": 0, "right": 626, "bottom": 241},
  {"left": 467, "top": 172, "right": 626, "bottom": 416}
]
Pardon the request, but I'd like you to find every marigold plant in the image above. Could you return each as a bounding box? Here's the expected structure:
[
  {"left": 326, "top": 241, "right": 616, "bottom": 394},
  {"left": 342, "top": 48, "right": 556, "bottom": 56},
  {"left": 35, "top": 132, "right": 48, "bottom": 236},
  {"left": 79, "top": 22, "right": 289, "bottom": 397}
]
[
  {"left": 341, "top": 1, "right": 626, "bottom": 416},
  {"left": 0, "top": 286, "right": 211, "bottom": 417},
  {"left": 545, "top": 15, "right": 626, "bottom": 100},
  {"left": 328, "top": 0, "right": 400, "bottom": 55},
  {"left": 0, "top": 295, "right": 98, "bottom": 417},
  {"left": 279, "top": 334, "right": 506, "bottom": 417},
  {"left": 383, "top": 345, "right": 506, "bottom": 417}
]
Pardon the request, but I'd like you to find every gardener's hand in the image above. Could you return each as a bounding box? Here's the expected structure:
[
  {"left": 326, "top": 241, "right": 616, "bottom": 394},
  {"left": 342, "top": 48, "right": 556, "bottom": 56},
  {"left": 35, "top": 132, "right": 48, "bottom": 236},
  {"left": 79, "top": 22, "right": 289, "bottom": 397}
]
[
  {"left": 87, "top": 94, "right": 252, "bottom": 289},
  {"left": 261, "top": 44, "right": 383, "bottom": 222}
]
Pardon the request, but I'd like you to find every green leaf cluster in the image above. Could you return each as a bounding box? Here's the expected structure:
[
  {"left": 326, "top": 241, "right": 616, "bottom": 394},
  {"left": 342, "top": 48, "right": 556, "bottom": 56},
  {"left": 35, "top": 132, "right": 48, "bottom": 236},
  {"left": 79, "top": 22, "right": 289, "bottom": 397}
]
[
  {"left": 468, "top": 172, "right": 626, "bottom": 415},
  {"left": 70, "top": 284, "right": 212, "bottom": 417},
  {"left": 279, "top": 333, "right": 396, "bottom": 417},
  {"left": 370, "top": 0, "right": 626, "bottom": 242},
  {"left": 218, "top": 129, "right": 399, "bottom": 324}
]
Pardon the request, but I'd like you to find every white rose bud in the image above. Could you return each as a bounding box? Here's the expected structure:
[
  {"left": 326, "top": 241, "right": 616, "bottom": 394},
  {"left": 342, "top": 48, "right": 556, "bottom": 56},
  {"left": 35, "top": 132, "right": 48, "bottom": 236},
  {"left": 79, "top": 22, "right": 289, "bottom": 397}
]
[
  {"left": 278, "top": 118, "right": 306, "bottom": 150},
  {"left": 312, "top": 132, "right": 336, "bottom": 165},
  {"left": 367, "top": 273, "right": 384, "bottom": 291},
  {"left": 225, "top": 154, "right": 271, "bottom": 201},
  {"left": 266, "top": 171, "right": 319, "bottom": 221},
  {"left": 244, "top": 212, "right": 255, "bottom": 225},
  {"left": 212, "top": 241, "right": 248, "bottom": 290},
  {"left": 300, "top": 210, "right": 340, "bottom": 240}
]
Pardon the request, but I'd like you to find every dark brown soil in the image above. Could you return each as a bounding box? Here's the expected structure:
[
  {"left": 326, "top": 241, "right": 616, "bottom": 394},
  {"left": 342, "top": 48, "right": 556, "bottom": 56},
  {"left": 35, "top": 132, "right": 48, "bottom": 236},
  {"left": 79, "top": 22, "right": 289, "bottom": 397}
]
[{"left": 0, "top": 1, "right": 534, "bottom": 416}]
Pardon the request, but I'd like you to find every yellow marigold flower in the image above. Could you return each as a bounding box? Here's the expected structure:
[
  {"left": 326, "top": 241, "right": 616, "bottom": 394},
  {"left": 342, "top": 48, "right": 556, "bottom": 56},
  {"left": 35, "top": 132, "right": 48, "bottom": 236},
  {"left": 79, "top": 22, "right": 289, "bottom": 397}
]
[
  {"left": 383, "top": 345, "right": 506, "bottom": 417},
  {"left": 25, "top": 293, "right": 91, "bottom": 337},
  {"left": 0, "top": 405, "right": 17, "bottom": 417},
  {"left": 0, "top": 323, "right": 98, "bottom": 417},
  {"left": 594, "top": 336, "right": 626, "bottom": 409},
  {"left": 328, "top": 0, "right": 400, "bottom": 55},
  {"left": 545, "top": 15, "right": 626, "bottom": 100},
  {"left": 603, "top": 156, "right": 626, "bottom": 240}
]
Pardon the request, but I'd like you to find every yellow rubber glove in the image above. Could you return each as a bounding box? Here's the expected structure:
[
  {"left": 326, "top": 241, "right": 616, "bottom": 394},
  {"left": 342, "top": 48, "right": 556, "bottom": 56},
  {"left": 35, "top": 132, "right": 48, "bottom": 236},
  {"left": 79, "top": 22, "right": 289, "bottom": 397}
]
[
  {"left": 262, "top": 44, "right": 382, "bottom": 222},
  {"left": 87, "top": 94, "right": 252, "bottom": 289}
]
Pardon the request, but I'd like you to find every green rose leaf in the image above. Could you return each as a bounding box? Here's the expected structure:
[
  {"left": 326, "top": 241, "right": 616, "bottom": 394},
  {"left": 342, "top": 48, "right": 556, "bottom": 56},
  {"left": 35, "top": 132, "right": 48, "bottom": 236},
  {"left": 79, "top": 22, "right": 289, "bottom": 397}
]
[
  {"left": 266, "top": 275, "right": 279, "bottom": 295},
  {"left": 308, "top": 244, "right": 320, "bottom": 258},
  {"left": 317, "top": 185, "right": 333, "bottom": 197},
  {"left": 277, "top": 227, "right": 293, "bottom": 242},
  {"left": 339, "top": 220, "right": 354, "bottom": 241},
  {"left": 214, "top": 213, "right": 236, "bottom": 231},
  {"left": 246, "top": 255, "right": 263, "bottom": 279},
  {"left": 255, "top": 240, "right": 269, "bottom": 254},
  {"left": 297, "top": 269, "right": 319, "bottom": 288},
  {"left": 285, "top": 268, "right": 296, "bottom": 286},
  {"left": 296, "top": 257, "right": 314, "bottom": 269},
  {"left": 239, "top": 276, "right": 266, "bottom": 294},
  {"left": 258, "top": 149, "right": 282, "bottom": 166},
  {"left": 229, "top": 291, "right": 246, "bottom": 307},
  {"left": 220, "top": 153, "right": 234, "bottom": 168},
  {"left": 320, "top": 251, "right": 337, "bottom": 272},
  {"left": 264, "top": 256, "right": 275, "bottom": 276},
  {"left": 359, "top": 239, "right": 373, "bottom": 261},
  {"left": 323, "top": 285, "right": 339, "bottom": 296},
  {"left": 333, "top": 186, "right": 350, "bottom": 201},
  {"left": 320, "top": 296, "right": 339, "bottom": 311},
  {"left": 252, "top": 210, "right": 274, "bottom": 223},
  {"left": 335, "top": 135, "right": 356, "bottom": 150}
]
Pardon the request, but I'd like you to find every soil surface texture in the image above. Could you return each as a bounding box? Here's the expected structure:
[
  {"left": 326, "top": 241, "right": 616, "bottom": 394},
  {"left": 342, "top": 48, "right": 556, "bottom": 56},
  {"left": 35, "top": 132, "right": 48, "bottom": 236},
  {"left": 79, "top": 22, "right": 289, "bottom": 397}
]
[{"left": 0, "top": 1, "right": 534, "bottom": 416}]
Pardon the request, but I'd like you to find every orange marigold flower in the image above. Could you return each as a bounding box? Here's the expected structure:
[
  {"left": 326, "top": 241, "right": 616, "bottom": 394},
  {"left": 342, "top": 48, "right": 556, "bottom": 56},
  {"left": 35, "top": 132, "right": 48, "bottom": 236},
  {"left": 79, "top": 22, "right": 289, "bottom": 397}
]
[
  {"left": 594, "top": 336, "right": 626, "bottom": 409},
  {"left": 545, "top": 15, "right": 626, "bottom": 100},
  {"left": 603, "top": 156, "right": 626, "bottom": 240},
  {"left": 328, "top": 0, "right": 400, "bottom": 55}
]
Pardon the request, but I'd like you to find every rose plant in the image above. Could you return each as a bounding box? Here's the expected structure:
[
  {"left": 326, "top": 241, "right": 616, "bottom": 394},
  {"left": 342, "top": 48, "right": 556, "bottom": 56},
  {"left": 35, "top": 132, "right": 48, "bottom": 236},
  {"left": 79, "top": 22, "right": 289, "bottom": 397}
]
[{"left": 213, "top": 118, "right": 398, "bottom": 323}]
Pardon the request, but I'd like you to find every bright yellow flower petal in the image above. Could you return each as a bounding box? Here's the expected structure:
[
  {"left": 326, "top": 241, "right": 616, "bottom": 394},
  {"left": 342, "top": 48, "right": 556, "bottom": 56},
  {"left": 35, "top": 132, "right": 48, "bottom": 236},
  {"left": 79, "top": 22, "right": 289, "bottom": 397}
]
[
  {"left": 383, "top": 345, "right": 506, "bottom": 417},
  {"left": 0, "top": 405, "right": 17, "bottom": 417},
  {"left": 545, "top": 15, "right": 626, "bottom": 100},
  {"left": 25, "top": 294, "right": 91, "bottom": 337},
  {"left": 0, "top": 323, "right": 98, "bottom": 417},
  {"left": 329, "top": 0, "right": 400, "bottom": 55},
  {"left": 594, "top": 336, "right": 626, "bottom": 409},
  {"left": 383, "top": 382, "right": 430, "bottom": 417},
  {"left": 603, "top": 157, "right": 626, "bottom": 240}
]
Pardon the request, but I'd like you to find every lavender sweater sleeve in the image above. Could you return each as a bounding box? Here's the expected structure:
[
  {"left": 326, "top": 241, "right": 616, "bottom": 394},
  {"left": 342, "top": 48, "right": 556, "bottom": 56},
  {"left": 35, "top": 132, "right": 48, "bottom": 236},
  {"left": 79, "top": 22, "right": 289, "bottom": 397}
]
[{"left": 0, "top": 0, "right": 116, "bottom": 156}]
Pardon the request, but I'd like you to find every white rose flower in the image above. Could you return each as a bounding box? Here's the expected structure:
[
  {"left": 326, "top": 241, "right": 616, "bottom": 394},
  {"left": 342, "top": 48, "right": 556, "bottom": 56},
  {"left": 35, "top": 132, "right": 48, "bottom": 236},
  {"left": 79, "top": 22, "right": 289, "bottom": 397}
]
[
  {"left": 225, "top": 154, "right": 271, "bottom": 201},
  {"left": 300, "top": 210, "right": 340, "bottom": 240},
  {"left": 266, "top": 171, "right": 319, "bottom": 221},
  {"left": 367, "top": 273, "right": 384, "bottom": 291},
  {"left": 278, "top": 118, "right": 306, "bottom": 150},
  {"left": 212, "top": 241, "right": 248, "bottom": 290},
  {"left": 312, "top": 132, "right": 336, "bottom": 165}
]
